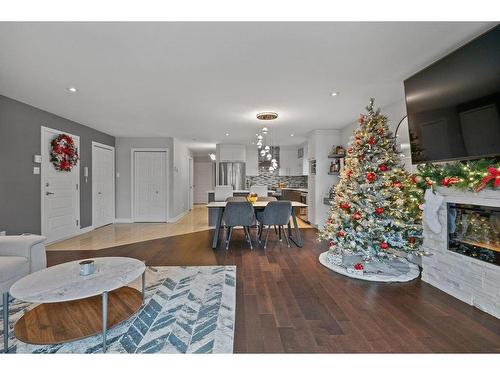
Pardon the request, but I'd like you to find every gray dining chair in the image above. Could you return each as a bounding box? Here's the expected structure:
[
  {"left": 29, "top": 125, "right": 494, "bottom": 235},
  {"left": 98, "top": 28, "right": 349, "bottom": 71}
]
[
  {"left": 222, "top": 201, "right": 256, "bottom": 250},
  {"left": 256, "top": 201, "right": 292, "bottom": 248}
]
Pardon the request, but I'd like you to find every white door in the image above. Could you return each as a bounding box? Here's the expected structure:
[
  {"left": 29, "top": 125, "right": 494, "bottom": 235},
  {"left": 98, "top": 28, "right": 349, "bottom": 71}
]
[
  {"left": 41, "top": 127, "right": 80, "bottom": 243},
  {"left": 92, "top": 143, "right": 115, "bottom": 228},
  {"left": 193, "top": 161, "right": 214, "bottom": 203},
  {"left": 133, "top": 151, "right": 167, "bottom": 222},
  {"left": 188, "top": 157, "right": 194, "bottom": 210}
]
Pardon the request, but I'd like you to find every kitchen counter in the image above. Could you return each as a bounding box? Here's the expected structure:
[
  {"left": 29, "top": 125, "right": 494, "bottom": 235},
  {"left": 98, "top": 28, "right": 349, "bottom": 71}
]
[
  {"left": 206, "top": 189, "right": 273, "bottom": 194},
  {"left": 280, "top": 187, "right": 308, "bottom": 193}
]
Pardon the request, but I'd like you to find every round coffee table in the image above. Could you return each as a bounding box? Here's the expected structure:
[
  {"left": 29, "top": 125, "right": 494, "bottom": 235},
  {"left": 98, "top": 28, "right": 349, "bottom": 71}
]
[{"left": 10, "top": 257, "right": 146, "bottom": 352}]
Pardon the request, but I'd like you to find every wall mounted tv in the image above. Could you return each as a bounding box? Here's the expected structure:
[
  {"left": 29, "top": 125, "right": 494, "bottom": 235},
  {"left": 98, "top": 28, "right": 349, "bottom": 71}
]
[{"left": 404, "top": 25, "right": 500, "bottom": 164}]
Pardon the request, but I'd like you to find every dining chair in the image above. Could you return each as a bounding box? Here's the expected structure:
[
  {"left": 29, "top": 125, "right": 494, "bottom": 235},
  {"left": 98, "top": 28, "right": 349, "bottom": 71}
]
[
  {"left": 222, "top": 201, "right": 256, "bottom": 250},
  {"left": 256, "top": 201, "right": 292, "bottom": 249}
]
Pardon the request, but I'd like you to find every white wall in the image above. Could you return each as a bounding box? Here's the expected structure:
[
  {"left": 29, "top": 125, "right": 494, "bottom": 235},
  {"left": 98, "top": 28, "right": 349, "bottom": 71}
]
[
  {"left": 307, "top": 129, "right": 341, "bottom": 228},
  {"left": 171, "top": 138, "right": 193, "bottom": 219},
  {"left": 193, "top": 160, "right": 215, "bottom": 203}
]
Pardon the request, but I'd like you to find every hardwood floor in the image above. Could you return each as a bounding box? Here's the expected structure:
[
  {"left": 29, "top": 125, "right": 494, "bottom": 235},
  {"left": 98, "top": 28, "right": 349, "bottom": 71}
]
[{"left": 47, "top": 228, "right": 500, "bottom": 353}]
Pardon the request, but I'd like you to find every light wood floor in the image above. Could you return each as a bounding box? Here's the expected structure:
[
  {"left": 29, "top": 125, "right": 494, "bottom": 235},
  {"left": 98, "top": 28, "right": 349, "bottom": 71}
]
[{"left": 47, "top": 204, "right": 312, "bottom": 251}]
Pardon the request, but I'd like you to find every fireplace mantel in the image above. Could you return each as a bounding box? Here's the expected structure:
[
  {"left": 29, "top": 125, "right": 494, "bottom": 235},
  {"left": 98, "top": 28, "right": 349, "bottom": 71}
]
[{"left": 422, "top": 187, "right": 500, "bottom": 319}]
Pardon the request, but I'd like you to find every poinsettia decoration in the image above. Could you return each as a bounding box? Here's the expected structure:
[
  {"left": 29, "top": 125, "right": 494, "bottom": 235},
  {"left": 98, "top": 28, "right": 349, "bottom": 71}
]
[{"left": 50, "top": 134, "right": 79, "bottom": 171}]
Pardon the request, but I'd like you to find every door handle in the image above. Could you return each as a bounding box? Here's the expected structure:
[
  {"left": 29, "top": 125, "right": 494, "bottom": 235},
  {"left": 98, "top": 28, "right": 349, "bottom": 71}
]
[{"left": 46, "top": 191, "right": 55, "bottom": 196}]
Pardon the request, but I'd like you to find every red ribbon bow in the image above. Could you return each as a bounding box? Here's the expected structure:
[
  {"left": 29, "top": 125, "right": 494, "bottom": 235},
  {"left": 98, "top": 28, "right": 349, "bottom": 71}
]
[{"left": 476, "top": 167, "right": 500, "bottom": 192}]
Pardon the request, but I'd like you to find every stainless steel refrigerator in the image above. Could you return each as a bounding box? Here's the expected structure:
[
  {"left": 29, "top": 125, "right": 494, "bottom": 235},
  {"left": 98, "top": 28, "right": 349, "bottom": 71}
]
[{"left": 218, "top": 162, "right": 246, "bottom": 190}]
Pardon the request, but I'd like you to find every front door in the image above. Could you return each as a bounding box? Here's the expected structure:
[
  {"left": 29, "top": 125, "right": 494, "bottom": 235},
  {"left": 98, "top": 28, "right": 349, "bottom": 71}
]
[
  {"left": 41, "top": 127, "right": 80, "bottom": 243},
  {"left": 133, "top": 151, "right": 167, "bottom": 222}
]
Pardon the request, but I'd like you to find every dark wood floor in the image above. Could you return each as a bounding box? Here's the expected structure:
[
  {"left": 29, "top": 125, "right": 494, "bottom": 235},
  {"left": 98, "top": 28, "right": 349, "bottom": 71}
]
[{"left": 47, "top": 228, "right": 500, "bottom": 353}]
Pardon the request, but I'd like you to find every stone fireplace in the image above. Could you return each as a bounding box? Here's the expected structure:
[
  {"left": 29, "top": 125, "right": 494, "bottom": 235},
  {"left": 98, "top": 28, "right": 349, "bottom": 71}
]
[{"left": 422, "top": 187, "right": 500, "bottom": 319}]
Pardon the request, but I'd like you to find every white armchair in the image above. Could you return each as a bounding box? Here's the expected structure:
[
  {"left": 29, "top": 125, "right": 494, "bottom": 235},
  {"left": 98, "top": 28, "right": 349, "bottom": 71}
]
[{"left": 0, "top": 235, "right": 46, "bottom": 353}]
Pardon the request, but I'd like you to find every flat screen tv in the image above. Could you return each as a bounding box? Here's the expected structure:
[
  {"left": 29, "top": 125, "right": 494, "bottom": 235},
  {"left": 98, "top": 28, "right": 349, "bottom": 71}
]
[{"left": 404, "top": 25, "right": 500, "bottom": 164}]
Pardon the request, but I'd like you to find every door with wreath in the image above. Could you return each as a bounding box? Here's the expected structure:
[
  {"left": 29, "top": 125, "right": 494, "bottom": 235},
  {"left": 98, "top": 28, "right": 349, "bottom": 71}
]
[{"left": 41, "top": 127, "right": 80, "bottom": 243}]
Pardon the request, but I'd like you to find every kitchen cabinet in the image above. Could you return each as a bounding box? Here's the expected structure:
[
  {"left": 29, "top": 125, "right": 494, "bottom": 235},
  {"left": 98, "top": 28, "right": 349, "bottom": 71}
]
[
  {"left": 279, "top": 146, "right": 302, "bottom": 176},
  {"left": 218, "top": 144, "right": 246, "bottom": 162},
  {"left": 300, "top": 142, "right": 309, "bottom": 176},
  {"left": 245, "top": 145, "right": 258, "bottom": 176}
]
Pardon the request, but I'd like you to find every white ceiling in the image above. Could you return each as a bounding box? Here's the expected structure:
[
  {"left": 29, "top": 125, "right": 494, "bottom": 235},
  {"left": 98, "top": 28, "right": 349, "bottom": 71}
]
[{"left": 0, "top": 22, "right": 494, "bottom": 155}]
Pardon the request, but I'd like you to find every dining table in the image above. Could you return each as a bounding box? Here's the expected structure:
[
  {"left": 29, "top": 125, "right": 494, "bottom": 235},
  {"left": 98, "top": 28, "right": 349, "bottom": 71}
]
[{"left": 206, "top": 200, "right": 308, "bottom": 249}]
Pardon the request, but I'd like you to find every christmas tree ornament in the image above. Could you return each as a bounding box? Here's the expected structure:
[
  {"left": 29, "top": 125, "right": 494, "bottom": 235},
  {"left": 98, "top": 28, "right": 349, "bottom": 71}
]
[
  {"left": 379, "top": 164, "right": 388, "bottom": 172},
  {"left": 380, "top": 242, "right": 389, "bottom": 250},
  {"left": 366, "top": 172, "right": 377, "bottom": 182},
  {"left": 375, "top": 207, "right": 384, "bottom": 215},
  {"left": 353, "top": 212, "right": 362, "bottom": 220}
]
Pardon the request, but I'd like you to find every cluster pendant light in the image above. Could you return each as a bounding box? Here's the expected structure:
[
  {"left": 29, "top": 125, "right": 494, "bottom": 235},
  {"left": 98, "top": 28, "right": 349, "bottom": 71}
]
[{"left": 255, "top": 112, "right": 278, "bottom": 172}]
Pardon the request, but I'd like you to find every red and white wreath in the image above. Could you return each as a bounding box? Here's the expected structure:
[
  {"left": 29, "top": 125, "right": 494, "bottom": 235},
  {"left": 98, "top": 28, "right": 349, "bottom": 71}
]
[{"left": 50, "top": 134, "right": 79, "bottom": 171}]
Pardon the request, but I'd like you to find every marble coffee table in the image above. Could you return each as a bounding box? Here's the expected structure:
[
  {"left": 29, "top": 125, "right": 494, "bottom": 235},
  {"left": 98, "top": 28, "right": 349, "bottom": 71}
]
[{"left": 10, "top": 257, "right": 146, "bottom": 352}]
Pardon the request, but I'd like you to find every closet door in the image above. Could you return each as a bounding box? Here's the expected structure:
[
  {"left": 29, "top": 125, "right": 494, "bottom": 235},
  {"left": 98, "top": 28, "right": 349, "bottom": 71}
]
[
  {"left": 133, "top": 151, "right": 167, "bottom": 222},
  {"left": 93, "top": 143, "right": 115, "bottom": 228}
]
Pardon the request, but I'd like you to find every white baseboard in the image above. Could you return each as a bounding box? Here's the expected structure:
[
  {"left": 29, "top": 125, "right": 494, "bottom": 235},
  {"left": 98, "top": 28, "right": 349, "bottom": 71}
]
[
  {"left": 115, "top": 218, "right": 133, "bottom": 223},
  {"left": 168, "top": 210, "right": 189, "bottom": 223},
  {"left": 79, "top": 225, "right": 94, "bottom": 234}
]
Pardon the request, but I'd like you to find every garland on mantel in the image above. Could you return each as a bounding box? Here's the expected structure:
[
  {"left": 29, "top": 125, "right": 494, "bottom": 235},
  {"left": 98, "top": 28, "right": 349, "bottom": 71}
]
[{"left": 414, "top": 158, "right": 500, "bottom": 192}]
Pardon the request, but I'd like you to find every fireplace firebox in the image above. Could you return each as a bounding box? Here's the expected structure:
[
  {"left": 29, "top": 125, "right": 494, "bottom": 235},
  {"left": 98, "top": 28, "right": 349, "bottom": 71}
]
[{"left": 448, "top": 203, "right": 500, "bottom": 266}]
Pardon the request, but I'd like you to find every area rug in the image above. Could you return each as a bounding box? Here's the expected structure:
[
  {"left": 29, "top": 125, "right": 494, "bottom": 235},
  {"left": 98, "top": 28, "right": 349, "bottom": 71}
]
[
  {"left": 1, "top": 265, "right": 236, "bottom": 353},
  {"left": 319, "top": 251, "right": 420, "bottom": 282}
]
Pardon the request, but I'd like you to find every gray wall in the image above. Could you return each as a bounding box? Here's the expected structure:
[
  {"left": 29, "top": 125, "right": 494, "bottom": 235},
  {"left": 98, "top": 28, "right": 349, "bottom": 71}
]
[{"left": 0, "top": 95, "right": 115, "bottom": 234}]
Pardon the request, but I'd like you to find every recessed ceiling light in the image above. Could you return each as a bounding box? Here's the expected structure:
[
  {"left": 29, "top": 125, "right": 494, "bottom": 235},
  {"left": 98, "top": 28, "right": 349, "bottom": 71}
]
[
  {"left": 225, "top": 132, "right": 230, "bottom": 137},
  {"left": 256, "top": 112, "right": 278, "bottom": 121},
  {"left": 67, "top": 87, "right": 77, "bottom": 93},
  {"left": 209, "top": 153, "right": 216, "bottom": 161},
  {"left": 330, "top": 92, "right": 339, "bottom": 97},
  {"left": 290, "top": 133, "right": 294, "bottom": 137}
]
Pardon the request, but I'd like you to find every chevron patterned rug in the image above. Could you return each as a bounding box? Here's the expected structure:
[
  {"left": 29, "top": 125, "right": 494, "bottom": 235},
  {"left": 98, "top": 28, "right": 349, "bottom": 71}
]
[{"left": 2, "top": 265, "right": 236, "bottom": 354}]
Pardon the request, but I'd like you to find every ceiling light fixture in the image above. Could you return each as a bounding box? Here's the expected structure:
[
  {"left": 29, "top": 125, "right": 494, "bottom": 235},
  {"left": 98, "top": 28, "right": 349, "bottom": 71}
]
[
  {"left": 256, "top": 112, "right": 278, "bottom": 121},
  {"left": 225, "top": 132, "right": 230, "bottom": 137},
  {"left": 330, "top": 92, "right": 339, "bottom": 97},
  {"left": 209, "top": 153, "right": 216, "bottom": 161},
  {"left": 67, "top": 87, "right": 78, "bottom": 93},
  {"left": 290, "top": 133, "right": 294, "bottom": 137}
]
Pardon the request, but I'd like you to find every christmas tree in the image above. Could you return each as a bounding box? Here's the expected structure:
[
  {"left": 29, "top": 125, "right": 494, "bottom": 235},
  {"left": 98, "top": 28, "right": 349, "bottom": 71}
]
[{"left": 320, "top": 99, "right": 423, "bottom": 264}]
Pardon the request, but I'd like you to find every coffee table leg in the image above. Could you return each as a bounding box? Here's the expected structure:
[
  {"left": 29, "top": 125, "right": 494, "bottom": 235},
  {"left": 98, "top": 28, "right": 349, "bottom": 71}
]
[
  {"left": 141, "top": 271, "right": 146, "bottom": 302},
  {"left": 102, "top": 291, "right": 108, "bottom": 353}
]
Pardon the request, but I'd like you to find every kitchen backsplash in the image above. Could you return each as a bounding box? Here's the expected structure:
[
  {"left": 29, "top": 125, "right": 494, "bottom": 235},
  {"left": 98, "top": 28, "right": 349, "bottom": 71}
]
[{"left": 246, "top": 170, "right": 308, "bottom": 189}]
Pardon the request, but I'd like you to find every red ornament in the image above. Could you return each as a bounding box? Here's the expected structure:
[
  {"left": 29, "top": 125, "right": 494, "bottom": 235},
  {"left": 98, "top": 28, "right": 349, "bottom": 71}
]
[
  {"left": 358, "top": 115, "right": 365, "bottom": 124},
  {"left": 353, "top": 212, "right": 362, "bottom": 220},
  {"left": 393, "top": 181, "right": 402, "bottom": 189},
  {"left": 354, "top": 263, "right": 364, "bottom": 271},
  {"left": 347, "top": 147, "right": 353, "bottom": 154},
  {"left": 355, "top": 139, "right": 362, "bottom": 145},
  {"left": 426, "top": 180, "right": 433, "bottom": 187},
  {"left": 441, "top": 177, "right": 460, "bottom": 187},
  {"left": 340, "top": 202, "right": 350, "bottom": 210},
  {"left": 380, "top": 242, "right": 389, "bottom": 250},
  {"left": 368, "top": 137, "right": 376, "bottom": 145},
  {"left": 366, "top": 172, "right": 377, "bottom": 183},
  {"left": 379, "top": 164, "right": 388, "bottom": 172},
  {"left": 329, "top": 241, "right": 336, "bottom": 248},
  {"left": 408, "top": 237, "right": 416, "bottom": 244},
  {"left": 359, "top": 154, "right": 365, "bottom": 161},
  {"left": 410, "top": 174, "right": 417, "bottom": 184},
  {"left": 326, "top": 218, "right": 333, "bottom": 224},
  {"left": 375, "top": 207, "right": 384, "bottom": 215},
  {"left": 476, "top": 167, "right": 500, "bottom": 191},
  {"left": 338, "top": 231, "right": 345, "bottom": 237},
  {"left": 377, "top": 128, "right": 383, "bottom": 135}
]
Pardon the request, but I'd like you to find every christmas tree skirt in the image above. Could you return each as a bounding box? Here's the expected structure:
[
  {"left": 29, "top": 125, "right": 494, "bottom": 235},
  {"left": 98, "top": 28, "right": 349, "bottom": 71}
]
[{"left": 318, "top": 251, "right": 420, "bottom": 282}]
